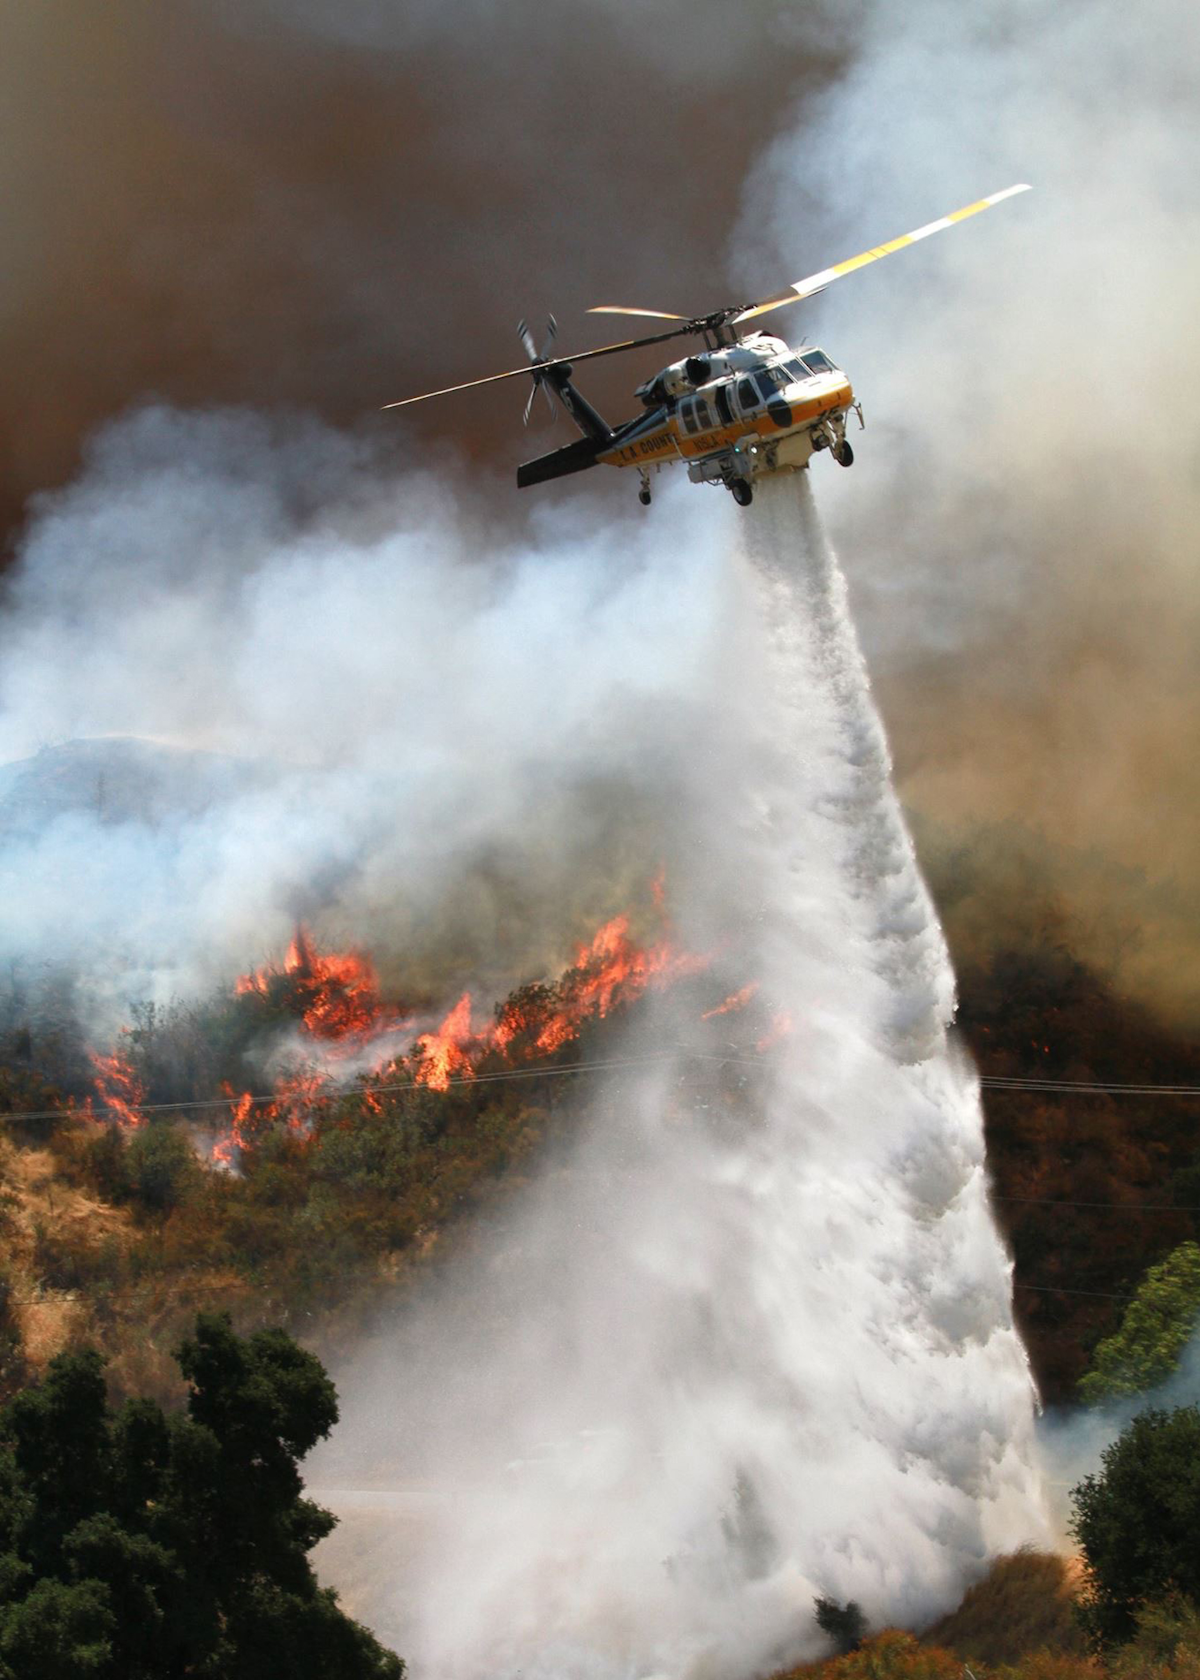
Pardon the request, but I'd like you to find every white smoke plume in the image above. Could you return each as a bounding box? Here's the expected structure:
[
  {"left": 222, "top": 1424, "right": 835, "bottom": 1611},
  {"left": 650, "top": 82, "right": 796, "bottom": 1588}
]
[
  {"left": 0, "top": 10, "right": 1079, "bottom": 1660},
  {"left": 735, "top": 0, "right": 1200, "bottom": 1026},
  {"left": 0, "top": 329, "right": 1054, "bottom": 1680},
  {"left": 1037, "top": 1325, "right": 1200, "bottom": 1544},
  {"left": 0, "top": 406, "right": 732, "bottom": 1028},
  {"left": 308, "top": 475, "right": 1047, "bottom": 1677}
]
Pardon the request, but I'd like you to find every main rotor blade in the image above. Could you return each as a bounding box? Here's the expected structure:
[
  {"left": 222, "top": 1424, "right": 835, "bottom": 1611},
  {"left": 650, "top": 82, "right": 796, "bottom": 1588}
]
[
  {"left": 381, "top": 324, "right": 696, "bottom": 411},
  {"left": 732, "top": 182, "right": 1032, "bottom": 324},
  {"left": 587, "top": 306, "right": 690, "bottom": 321}
]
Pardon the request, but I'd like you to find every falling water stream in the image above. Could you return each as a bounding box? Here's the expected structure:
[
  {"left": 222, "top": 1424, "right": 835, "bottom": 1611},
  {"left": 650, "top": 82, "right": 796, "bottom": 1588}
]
[{"left": 311, "top": 472, "right": 1049, "bottom": 1680}]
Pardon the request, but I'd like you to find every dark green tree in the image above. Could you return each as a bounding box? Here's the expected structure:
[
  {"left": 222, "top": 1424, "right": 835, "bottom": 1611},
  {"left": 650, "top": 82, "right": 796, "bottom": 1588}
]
[
  {"left": 815, "top": 1594, "right": 867, "bottom": 1654},
  {"left": 1071, "top": 1403, "right": 1200, "bottom": 1649},
  {"left": 0, "top": 1313, "right": 403, "bottom": 1679}
]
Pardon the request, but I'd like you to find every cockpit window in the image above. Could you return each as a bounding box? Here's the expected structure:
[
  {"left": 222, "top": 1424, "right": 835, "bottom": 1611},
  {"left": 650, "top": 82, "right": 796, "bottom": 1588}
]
[
  {"left": 801, "top": 350, "right": 837, "bottom": 375},
  {"left": 785, "top": 358, "right": 810, "bottom": 381},
  {"left": 680, "top": 397, "right": 713, "bottom": 435},
  {"left": 754, "top": 370, "right": 783, "bottom": 401},
  {"left": 737, "top": 378, "right": 758, "bottom": 411}
]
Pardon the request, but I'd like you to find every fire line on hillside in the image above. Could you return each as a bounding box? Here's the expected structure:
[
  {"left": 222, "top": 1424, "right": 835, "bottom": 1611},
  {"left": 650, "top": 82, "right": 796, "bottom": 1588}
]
[{"left": 84, "top": 901, "right": 779, "bottom": 1169}]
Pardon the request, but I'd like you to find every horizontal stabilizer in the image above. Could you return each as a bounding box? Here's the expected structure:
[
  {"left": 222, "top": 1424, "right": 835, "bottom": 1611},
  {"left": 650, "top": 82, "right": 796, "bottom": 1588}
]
[{"left": 516, "top": 437, "right": 603, "bottom": 489}]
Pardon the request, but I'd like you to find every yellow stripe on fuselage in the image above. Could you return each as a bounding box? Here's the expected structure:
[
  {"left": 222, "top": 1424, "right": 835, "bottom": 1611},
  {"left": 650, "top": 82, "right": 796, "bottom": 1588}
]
[{"left": 598, "top": 378, "right": 854, "bottom": 471}]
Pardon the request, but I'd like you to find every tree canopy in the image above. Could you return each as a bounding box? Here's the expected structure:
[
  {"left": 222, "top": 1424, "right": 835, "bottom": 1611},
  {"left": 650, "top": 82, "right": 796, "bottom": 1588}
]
[
  {"left": 1071, "top": 1403, "right": 1200, "bottom": 1649},
  {"left": 815, "top": 1596, "right": 866, "bottom": 1655},
  {"left": 1078, "top": 1242, "right": 1200, "bottom": 1405},
  {"left": 0, "top": 1313, "right": 402, "bottom": 1679}
]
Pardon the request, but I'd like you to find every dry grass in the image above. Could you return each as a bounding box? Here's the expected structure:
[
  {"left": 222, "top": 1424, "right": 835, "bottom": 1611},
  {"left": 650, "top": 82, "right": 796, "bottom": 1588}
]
[
  {"left": 0, "top": 1135, "right": 254, "bottom": 1402},
  {"left": 1, "top": 1139, "right": 136, "bottom": 1376},
  {"left": 924, "top": 1549, "right": 1088, "bottom": 1669}
]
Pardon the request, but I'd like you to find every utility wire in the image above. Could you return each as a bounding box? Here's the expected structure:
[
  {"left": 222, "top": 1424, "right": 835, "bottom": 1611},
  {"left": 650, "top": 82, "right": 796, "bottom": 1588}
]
[
  {"left": 1012, "top": 1282, "right": 1140, "bottom": 1301},
  {"left": 6, "top": 1270, "right": 1150, "bottom": 1313},
  {"left": 1, "top": 1039, "right": 1193, "bottom": 1312},
  {"left": 5, "top": 1051, "right": 1200, "bottom": 1213},
  {"left": 981, "top": 1075, "right": 1200, "bottom": 1096},
  {"left": 7, "top": 1041, "right": 1196, "bottom": 1135},
  {"left": 993, "top": 1195, "right": 1197, "bottom": 1212},
  {"left": 0, "top": 1049, "right": 687, "bottom": 1126}
]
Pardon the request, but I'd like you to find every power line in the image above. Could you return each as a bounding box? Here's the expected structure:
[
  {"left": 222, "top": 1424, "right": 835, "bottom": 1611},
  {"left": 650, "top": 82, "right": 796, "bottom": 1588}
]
[
  {"left": 2, "top": 1048, "right": 1191, "bottom": 1316},
  {"left": 7, "top": 1273, "right": 1150, "bottom": 1313},
  {"left": 994, "top": 1195, "right": 1197, "bottom": 1212},
  {"left": 5, "top": 1050, "right": 1200, "bottom": 1130},
  {"left": 1012, "top": 1282, "right": 1140, "bottom": 1302},
  {"left": 981, "top": 1075, "right": 1200, "bottom": 1096},
  {"left": 677, "top": 1049, "right": 1200, "bottom": 1096},
  {"left": 0, "top": 1049, "right": 687, "bottom": 1126}
]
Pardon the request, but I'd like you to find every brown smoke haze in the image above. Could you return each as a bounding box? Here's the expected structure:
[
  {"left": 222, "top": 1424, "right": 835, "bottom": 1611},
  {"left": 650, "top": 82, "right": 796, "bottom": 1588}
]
[
  {"left": 3, "top": 0, "right": 1198, "bottom": 1027},
  {"left": 0, "top": 0, "right": 841, "bottom": 533},
  {"left": 734, "top": 0, "right": 1200, "bottom": 1030}
]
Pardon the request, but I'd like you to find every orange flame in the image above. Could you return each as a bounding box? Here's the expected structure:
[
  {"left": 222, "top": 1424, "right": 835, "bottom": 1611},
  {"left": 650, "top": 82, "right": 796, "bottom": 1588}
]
[
  {"left": 211, "top": 1065, "right": 333, "bottom": 1165},
  {"left": 400, "top": 908, "right": 712, "bottom": 1093},
  {"left": 212, "top": 1085, "right": 255, "bottom": 1167},
  {"left": 96, "top": 890, "right": 718, "bottom": 1166},
  {"left": 415, "top": 993, "right": 475, "bottom": 1091},
  {"left": 236, "top": 926, "right": 401, "bottom": 1042},
  {"left": 534, "top": 914, "right": 708, "bottom": 1053},
  {"left": 702, "top": 983, "right": 760, "bottom": 1021},
  {"left": 267, "top": 1066, "right": 328, "bottom": 1132},
  {"left": 756, "top": 1009, "right": 794, "bottom": 1053},
  {"left": 89, "top": 1048, "right": 146, "bottom": 1131}
]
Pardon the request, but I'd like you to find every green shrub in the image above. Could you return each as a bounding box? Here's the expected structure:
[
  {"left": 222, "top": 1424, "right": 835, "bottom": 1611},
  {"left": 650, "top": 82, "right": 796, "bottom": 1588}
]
[
  {"left": 1078, "top": 1244, "right": 1200, "bottom": 1405},
  {"left": 1110, "top": 1595, "right": 1200, "bottom": 1675},
  {"left": 1072, "top": 1405, "right": 1200, "bottom": 1648},
  {"left": 123, "top": 1124, "right": 197, "bottom": 1216}
]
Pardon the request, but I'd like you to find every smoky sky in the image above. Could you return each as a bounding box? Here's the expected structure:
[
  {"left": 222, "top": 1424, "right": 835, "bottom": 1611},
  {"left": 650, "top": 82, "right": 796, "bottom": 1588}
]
[
  {"left": 4, "top": 0, "right": 1200, "bottom": 1029},
  {"left": 733, "top": 0, "right": 1200, "bottom": 1028},
  {"left": 0, "top": 0, "right": 844, "bottom": 538}
]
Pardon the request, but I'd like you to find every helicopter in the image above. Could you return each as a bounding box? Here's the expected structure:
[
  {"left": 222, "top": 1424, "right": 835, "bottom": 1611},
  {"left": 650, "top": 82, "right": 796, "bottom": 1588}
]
[{"left": 384, "top": 184, "right": 1030, "bottom": 508}]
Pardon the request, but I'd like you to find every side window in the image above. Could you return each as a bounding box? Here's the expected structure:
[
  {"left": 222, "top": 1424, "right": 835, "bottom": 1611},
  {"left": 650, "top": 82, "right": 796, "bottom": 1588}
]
[
  {"left": 737, "top": 378, "right": 758, "bottom": 412},
  {"left": 714, "top": 385, "right": 733, "bottom": 426},
  {"left": 693, "top": 398, "right": 713, "bottom": 432},
  {"left": 680, "top": 398, "right": 699, "bottom": 436}
]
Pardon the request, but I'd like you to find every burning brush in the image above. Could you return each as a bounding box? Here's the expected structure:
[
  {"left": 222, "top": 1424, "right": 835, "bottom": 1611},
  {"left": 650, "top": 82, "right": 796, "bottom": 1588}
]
[{"left": 83, "top": 892, "right": 789, "bottom": 1168}]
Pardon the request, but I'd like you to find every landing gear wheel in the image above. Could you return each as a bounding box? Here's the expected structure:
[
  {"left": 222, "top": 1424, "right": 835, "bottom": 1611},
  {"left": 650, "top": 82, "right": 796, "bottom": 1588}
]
[
  {"left": 638, "top": 488, "right": 652, "bottom": 506},
  {"left": 730, "top": 478, "right": 753, "bottom": 507},
  {"left": 833, "top": 440, "right": 854, "bottom": 467}
]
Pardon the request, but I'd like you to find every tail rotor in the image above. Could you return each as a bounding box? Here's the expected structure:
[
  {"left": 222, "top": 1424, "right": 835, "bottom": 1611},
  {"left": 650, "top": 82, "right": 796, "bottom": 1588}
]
[{"left": 518, "top": 315, "right": 559, "bottom": 426}]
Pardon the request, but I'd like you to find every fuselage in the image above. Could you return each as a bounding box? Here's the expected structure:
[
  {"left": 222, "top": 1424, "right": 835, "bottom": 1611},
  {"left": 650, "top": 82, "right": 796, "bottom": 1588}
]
[
  {"left": 516, "top": 331, "right": 858, "bottom": 502},
  {"left": 599, "top": 333, "right": 855, "bottom": 484}
]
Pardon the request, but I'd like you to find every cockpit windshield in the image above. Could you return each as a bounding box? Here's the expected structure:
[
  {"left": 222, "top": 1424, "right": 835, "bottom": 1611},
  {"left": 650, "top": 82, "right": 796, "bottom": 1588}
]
[{"left": 743, "top": 354, "right": 840, "bottom": 404}]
